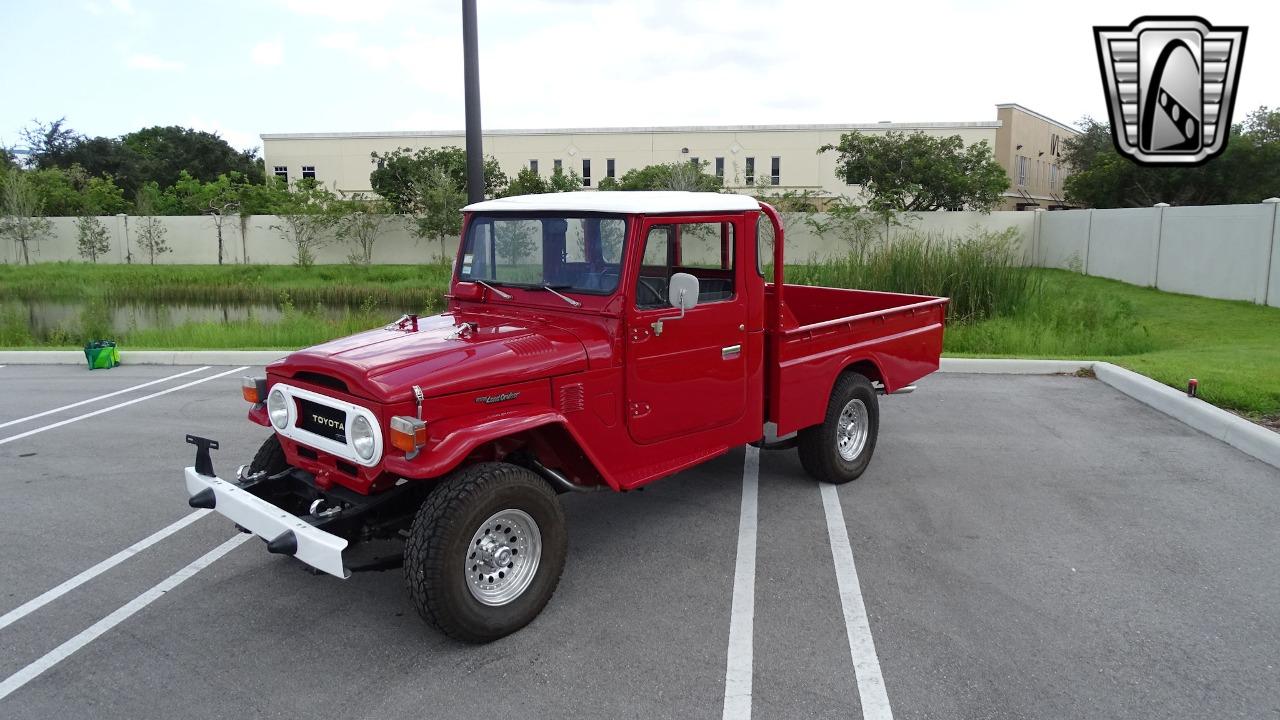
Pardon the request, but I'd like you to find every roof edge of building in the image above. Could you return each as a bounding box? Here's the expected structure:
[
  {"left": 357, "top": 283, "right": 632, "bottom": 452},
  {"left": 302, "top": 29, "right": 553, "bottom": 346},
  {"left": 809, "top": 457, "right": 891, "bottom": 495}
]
[
  {"left": 994, "top": 104, "right": 1080, "bottom": 134},
  {"left": 260, "top": 121, "right": 1002, "bottom": 141}
]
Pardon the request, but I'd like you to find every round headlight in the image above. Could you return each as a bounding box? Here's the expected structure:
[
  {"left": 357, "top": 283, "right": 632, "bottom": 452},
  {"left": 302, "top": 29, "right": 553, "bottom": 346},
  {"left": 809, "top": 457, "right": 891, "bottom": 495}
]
[
  {"left": 267, "top": 388, "right": 289, "bottom": 429},
  {"left": 350, "top": 415, "right": 375, "bottom": 460}
]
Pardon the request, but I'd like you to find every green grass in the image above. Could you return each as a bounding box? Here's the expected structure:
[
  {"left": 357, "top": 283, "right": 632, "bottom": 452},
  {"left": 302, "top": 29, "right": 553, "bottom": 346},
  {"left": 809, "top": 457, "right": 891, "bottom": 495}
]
[{"left": 0, "top": 262, "right": 451, "bottom": 308}]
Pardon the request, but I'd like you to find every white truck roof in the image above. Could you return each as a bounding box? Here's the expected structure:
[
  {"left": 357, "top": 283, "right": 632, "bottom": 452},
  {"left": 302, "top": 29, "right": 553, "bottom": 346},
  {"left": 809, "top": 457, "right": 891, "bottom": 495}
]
[{"left": 463, "top": 191, "right": 762, "bottom": 214}]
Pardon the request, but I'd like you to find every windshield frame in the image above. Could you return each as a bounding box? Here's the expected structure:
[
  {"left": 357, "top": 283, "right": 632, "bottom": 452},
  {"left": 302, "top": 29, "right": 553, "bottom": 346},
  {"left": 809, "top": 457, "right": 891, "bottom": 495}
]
[{"left": 456, "top": 212, "right": 631, "bottom": 297}]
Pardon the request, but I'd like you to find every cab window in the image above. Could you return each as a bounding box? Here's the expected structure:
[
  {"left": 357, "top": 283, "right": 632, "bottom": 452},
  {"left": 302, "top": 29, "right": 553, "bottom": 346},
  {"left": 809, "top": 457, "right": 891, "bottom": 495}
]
[{"left": 635, "top": 221, "right": 735, "bottom": 310}]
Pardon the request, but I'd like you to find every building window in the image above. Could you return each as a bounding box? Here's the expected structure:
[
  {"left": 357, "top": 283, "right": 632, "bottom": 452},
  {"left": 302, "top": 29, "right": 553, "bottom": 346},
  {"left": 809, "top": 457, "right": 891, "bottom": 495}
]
[
  {"left": 715, "top": 157, "right": 724, "bottom": 179},
  {"left": 745, "top": 157, "right": 755, "bottom": 184},
  {"left": 301, "top": 165, "right": 316, "bottom": 180},
  {"left": 606, "top": 158, "right": 615, "bottom": 179},
  {"left": 1016, "top": 156, "right": 1027, "bottom": 186},
  {"left": 582, "top": 158, "right": 591, "bottom": 187},
  {"left": 554, "top": 159, "right": 562, "bottom": 173},
  {"left": 1049, "top": 163, "right": 1058, "bottom": 188},
  {"left": 273, "top": 165, "right": 287, "bottom": 182},
  {"left": 690, "top": 156, "right": 699, "bottom": 167},
  {"left": 770, "top": 156, "right": 780, "bottom": 186},
  {"left": 530, "top": 159, "right": 539, "bottom": 174}
]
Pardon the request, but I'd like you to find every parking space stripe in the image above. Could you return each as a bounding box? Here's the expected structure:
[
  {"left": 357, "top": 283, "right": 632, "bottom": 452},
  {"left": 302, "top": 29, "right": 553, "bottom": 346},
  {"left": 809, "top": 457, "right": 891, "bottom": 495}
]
[
  {"left": 0, "top": 533, "right": 250, "bottom": 702},
  {"left": 820, "top": 482, "right": 893, "bottom": 720},
  {"left": 0, "top": 366, "right": 211, "bottom": 430},
  {"left": 721, "top": 445, "right": 759, "bottom": 720},
  {"left": 0, "top": 366, "right": 249, "bottom": 446},
  {"left": 0, "top": 511, "right": 210, "bottom": 632}
]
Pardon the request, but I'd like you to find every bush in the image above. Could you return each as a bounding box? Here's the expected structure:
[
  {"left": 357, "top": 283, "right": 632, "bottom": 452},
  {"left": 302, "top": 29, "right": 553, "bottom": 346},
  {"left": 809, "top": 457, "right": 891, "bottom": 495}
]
[{"left": 787, "top": 227, "right": 1036, "bottom": 323}]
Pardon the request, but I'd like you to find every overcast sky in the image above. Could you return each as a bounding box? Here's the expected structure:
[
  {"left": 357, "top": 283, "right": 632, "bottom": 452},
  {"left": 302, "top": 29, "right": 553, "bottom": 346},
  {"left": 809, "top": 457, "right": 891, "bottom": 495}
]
[{"left": 1, "top": 0, "right": 1276, "bottom": 153}]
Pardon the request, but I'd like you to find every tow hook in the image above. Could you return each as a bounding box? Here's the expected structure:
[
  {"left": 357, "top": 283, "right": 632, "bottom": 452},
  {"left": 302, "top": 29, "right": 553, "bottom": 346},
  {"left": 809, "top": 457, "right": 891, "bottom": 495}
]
[{"left": 308, "top": 498, "right": 342, "bottom": 519}]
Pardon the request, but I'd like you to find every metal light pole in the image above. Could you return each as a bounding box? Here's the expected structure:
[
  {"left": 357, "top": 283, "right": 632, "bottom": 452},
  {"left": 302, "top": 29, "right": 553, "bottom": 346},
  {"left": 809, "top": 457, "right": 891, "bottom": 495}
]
[{"left": 462, "top": 0, "right": 484, "bottom": 204}]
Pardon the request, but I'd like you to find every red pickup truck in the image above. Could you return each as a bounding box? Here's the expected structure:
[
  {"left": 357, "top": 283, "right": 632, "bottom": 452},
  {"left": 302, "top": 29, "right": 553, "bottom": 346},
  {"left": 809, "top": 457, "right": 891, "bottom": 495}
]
[{"left": 183, "top": 191, "right": 946, "bottom": 642}]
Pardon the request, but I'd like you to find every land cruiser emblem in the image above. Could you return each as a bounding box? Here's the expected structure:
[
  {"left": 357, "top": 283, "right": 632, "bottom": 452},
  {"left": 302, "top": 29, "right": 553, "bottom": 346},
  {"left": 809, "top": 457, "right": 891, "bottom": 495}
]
[{"left": 475, "top": 392, "right": 521, "bottom": 405}]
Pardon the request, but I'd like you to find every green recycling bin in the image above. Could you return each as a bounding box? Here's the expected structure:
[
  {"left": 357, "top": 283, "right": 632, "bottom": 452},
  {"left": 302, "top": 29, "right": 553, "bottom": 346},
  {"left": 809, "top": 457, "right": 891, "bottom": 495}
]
[{"left": 84, "top": 340, "right": 120, "bottom": 370}]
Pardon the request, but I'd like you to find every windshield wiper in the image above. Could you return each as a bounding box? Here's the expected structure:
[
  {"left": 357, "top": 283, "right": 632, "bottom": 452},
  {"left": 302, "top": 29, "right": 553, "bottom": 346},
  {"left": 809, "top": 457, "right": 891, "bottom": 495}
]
[
  {"left": 474, "top": 279, "right": 513, "bottom": 299},
  {"left": 538, "top": 284, "right": 582, "bottom": 307}
]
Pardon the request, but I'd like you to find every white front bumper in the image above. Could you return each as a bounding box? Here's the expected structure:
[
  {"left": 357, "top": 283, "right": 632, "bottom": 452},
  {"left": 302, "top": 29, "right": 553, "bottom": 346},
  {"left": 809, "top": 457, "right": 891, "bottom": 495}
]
[{"left": 183, "top": 467, "right": 350, "bottom": 579}]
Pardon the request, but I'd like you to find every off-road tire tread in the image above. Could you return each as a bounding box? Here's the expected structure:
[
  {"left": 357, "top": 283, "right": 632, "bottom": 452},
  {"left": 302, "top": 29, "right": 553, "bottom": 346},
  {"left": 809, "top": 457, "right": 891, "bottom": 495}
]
[
  {"left": 797, "top": 372, "right": 879, "bottom": 484},
  {"left": 248, "top": 434, "right": 288, "bottom": 476},
  {"left": 405, "top": 462, "right": 566, "bottom": 643}
]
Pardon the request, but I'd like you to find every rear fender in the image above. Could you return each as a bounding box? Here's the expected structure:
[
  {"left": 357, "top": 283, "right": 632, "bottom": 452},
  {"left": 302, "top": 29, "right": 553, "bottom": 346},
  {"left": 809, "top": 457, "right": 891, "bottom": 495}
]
[{"left": 380, "top": 407, "right": 615, "bottom": 489}]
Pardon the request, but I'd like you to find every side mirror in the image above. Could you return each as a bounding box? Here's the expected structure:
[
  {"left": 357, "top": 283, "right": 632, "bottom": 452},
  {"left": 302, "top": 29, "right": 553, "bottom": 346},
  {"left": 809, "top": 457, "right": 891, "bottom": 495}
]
[
  {"left": 651, "top": 272, "right": 699, "bottom": 337},
  {"left": 667, "top": 272, "right": 700, "bottom": 311}
]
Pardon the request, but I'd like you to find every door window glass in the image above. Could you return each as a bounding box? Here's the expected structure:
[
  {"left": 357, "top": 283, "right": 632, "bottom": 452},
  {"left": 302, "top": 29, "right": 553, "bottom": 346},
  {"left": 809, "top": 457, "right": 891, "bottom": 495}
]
[{"left": 634, "top": 221, "right": 735, "bottom": 309}]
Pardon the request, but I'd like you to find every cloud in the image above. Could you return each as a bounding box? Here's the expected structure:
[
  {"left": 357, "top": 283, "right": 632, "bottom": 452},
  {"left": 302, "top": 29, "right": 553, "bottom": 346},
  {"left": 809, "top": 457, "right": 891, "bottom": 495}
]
[
  {"left": 109, "top": 0, "right": 134, "bottom": 14},
  {"left": 318, "top": 32, "right": 391, "bottom": 69},
  {"left": 127, "top": 54, "right": 185, "bottom": 71},
  {"left": 251, "top": 39, "right": 284, "bottom": 66}
]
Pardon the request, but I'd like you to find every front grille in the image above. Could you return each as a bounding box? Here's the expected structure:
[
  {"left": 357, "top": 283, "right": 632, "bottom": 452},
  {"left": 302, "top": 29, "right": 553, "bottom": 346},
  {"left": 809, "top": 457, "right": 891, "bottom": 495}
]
[{"left": 297, "top": 398, "right": 347, "bottom": 444}]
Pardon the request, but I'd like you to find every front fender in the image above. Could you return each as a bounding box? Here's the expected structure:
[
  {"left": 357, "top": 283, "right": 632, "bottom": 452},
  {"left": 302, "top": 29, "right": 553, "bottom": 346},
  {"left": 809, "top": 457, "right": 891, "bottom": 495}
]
[{"left": 381, "top": 406, "right": 613, "bottom": 488}]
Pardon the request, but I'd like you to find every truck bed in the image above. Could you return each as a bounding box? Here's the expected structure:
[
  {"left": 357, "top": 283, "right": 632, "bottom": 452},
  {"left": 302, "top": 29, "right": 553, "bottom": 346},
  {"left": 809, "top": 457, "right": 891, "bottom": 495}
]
[{"left": 765, "top": 283, "right": 948, "bottom": 435}]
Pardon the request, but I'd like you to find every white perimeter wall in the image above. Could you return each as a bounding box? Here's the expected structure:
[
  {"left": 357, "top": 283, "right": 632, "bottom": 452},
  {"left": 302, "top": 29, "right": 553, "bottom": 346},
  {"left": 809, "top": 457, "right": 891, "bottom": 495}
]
[
  {"left": 1038, "top": 202, "right": 1280, "bottom": 307},
  {"left": 7, "top": 203, "right": 1279, "bottom": 309}
]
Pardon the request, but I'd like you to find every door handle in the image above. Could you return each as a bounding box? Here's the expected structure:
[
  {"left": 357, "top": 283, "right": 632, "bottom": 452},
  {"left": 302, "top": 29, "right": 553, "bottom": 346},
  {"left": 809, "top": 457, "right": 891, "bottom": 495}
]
[{"left": 721, "top": 344, "right": 742, "bottom": 359}]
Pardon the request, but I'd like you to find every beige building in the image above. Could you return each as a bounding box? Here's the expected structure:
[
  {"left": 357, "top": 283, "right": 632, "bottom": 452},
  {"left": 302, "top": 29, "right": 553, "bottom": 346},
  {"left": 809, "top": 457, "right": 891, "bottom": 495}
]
[{"left": 261, "top": 103, "right": 1077, "bottom": 211}]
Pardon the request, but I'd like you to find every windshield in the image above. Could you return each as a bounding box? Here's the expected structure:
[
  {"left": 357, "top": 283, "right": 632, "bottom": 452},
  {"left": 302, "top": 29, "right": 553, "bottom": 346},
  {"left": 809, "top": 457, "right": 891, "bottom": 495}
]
[{"left": 459, "top": 215, "right": 628, "bottom": 295}]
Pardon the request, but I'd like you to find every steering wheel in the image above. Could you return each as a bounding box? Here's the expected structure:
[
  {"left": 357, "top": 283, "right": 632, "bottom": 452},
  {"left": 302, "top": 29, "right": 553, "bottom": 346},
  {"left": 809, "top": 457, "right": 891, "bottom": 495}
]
[{"left": 637, "top": 278, "right": 666, "bottom": 308}]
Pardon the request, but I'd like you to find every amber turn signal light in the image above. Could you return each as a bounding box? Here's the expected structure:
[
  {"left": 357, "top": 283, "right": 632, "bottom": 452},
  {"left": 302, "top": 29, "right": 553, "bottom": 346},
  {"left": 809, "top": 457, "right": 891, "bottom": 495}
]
[
  {"left": 242, "top": 376, "right": 267, "bottom": 404},
  {"left": 389, "top": 416, "right": 428, "bottom": 454}
]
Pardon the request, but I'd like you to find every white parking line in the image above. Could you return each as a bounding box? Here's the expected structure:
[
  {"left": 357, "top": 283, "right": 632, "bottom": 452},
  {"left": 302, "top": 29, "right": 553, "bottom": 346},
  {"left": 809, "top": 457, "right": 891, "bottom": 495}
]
[
  {"left": 0, "top": 510, "right": 209, "bottom": 632},
  {"left": 0, "top": 366, "right": 249, "bottom": 446},
  {"left": 0, "top": 533, "right": 250, "bottom": 702},
  {"left": 820, "top": 482, "right": 893, "bottom": 720},
  {"left": 0, "top": 366, "right": 211, "bottom": 430},
  {"left": 722, "top": 445, "right": 759, "bottom": 720}
]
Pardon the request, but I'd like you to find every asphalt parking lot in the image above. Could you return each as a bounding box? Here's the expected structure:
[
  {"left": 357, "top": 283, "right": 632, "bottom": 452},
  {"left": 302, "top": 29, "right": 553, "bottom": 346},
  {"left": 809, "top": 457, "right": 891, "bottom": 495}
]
[{"left": 0, "top": 364, "right": 1278, "bottom": 719}]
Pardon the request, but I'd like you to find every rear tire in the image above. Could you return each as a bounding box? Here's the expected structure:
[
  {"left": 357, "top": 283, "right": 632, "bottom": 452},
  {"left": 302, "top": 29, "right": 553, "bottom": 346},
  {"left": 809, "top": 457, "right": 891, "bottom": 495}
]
[
  {"left": 404, "top": 462, "right": 567, "bottom": 643},
  {"left": 247, "top": 434, "right": 287, "bottom": 476},
  {"left": 798, "top": 372, "right": 879, "bottom": 484}
]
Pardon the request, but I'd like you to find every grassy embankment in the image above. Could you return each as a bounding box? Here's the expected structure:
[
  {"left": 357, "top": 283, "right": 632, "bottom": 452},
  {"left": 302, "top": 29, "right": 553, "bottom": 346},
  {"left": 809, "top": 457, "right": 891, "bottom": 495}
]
[{"left": 2, "top": 246, "right": 1278, "bottom": 419}]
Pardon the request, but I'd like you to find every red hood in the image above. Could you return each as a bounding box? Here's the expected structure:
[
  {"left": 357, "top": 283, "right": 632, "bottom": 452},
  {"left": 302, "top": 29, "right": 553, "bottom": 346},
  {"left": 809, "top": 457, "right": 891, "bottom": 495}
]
[{"left": 268, "top": 310, "right": 589, "bottom": 402}]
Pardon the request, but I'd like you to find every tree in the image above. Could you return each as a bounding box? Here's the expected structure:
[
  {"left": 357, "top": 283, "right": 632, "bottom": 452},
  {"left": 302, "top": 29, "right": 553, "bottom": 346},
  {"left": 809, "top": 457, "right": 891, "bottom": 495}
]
[
  {"left": 609, "top": 161, "right": 722, "bottom": 191},
  {"left": 412, "top": 167, "right": 466, "bottom": 262},
  {"left": 503, "top": 166, "right": 583, "bottom": 196},
  {"left": 0, "top": 169, "right": 53, "bottom": 264},
  {"left": 121, "top": 125, "right": 263, "bottom": 189},
  {"left": 19, "top": 119, "right": 262, "bottom": 197},
  {"left": 20, "top": 118, "right": 80, "bottom": 169},
  {"left": 27, "top": 166, "right": 128, "bottom": 216},
  {"left": 165, "top": 171, "right": 251, "bottom": 263},
  {"left": 334, "top": 194, "right": 396, "bottom": 265},
  {"left": 369, "top": 146, "right": 507, "bottom": 213},
  {"left": 133, "top": 183, "right": 171, "bottom": 264},
  {"left": 820, "top": 131, "right": 1009, "bottom": 212},
  {"left": 75, "top": 215, "right": 111, "bottom": 262},
  {"left": 1063, "top": 108, "right": 1280, "bottom": 207},
  {"left": 271, "top": 180, "right": 339, "bottom": 268}
]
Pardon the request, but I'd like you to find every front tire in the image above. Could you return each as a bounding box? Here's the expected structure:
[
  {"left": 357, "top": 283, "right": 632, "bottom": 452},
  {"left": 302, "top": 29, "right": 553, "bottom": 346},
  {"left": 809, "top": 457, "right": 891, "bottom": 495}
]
[
  {"left": 404, "top": 462, "right": 567, "bottom": 643},
  {"left": 798, "top": 372, "right": 879, "bottom": 484}
]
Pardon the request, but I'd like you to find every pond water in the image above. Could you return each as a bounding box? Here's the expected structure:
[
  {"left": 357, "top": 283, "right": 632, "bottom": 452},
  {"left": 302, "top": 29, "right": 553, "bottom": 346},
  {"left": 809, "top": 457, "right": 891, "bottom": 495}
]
[{"left": 2, "top": 298, "right": 351, "bottom": 339}]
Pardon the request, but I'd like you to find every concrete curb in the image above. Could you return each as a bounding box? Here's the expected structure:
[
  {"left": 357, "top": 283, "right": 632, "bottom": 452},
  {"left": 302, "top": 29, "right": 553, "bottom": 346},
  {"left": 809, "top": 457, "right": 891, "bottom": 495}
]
[
  {"left": 1091, "top": 362, "right": 1280, "bottom": 470},
  {"left": 939, "top": 358, "right": 1093, "bottom": 374},
  {"left": 3, "top": 352, "right": 1277, "bottom": 471},
  {"left": 0, "top": 350, "right": 288, "bottom": 366}
]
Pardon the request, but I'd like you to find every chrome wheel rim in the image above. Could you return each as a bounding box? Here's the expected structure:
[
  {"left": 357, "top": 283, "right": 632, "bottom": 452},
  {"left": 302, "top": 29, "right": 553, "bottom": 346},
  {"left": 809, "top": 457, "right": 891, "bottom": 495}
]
[
  {"left": 465, "top": 509, "right": 542, "bottom": 606},
  {"left": 836, "top": 399, "right": 869, "bottom": 462}
]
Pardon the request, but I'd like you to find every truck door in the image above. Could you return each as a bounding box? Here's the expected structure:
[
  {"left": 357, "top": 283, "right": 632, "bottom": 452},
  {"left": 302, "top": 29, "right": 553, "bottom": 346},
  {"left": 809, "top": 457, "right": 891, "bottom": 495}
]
[{"left": 626, "top": 217, "right": 748, "bottom": 445}]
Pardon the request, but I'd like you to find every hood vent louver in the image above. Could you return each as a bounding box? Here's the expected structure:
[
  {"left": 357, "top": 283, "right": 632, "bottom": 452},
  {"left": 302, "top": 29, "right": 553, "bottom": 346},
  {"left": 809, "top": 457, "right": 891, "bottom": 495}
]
[
  {"left": 292, "top": 371, "right": 349, "bottom": 393},
  {"left": 559, "top": 383, "right": 586, "bottom": 413}
]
